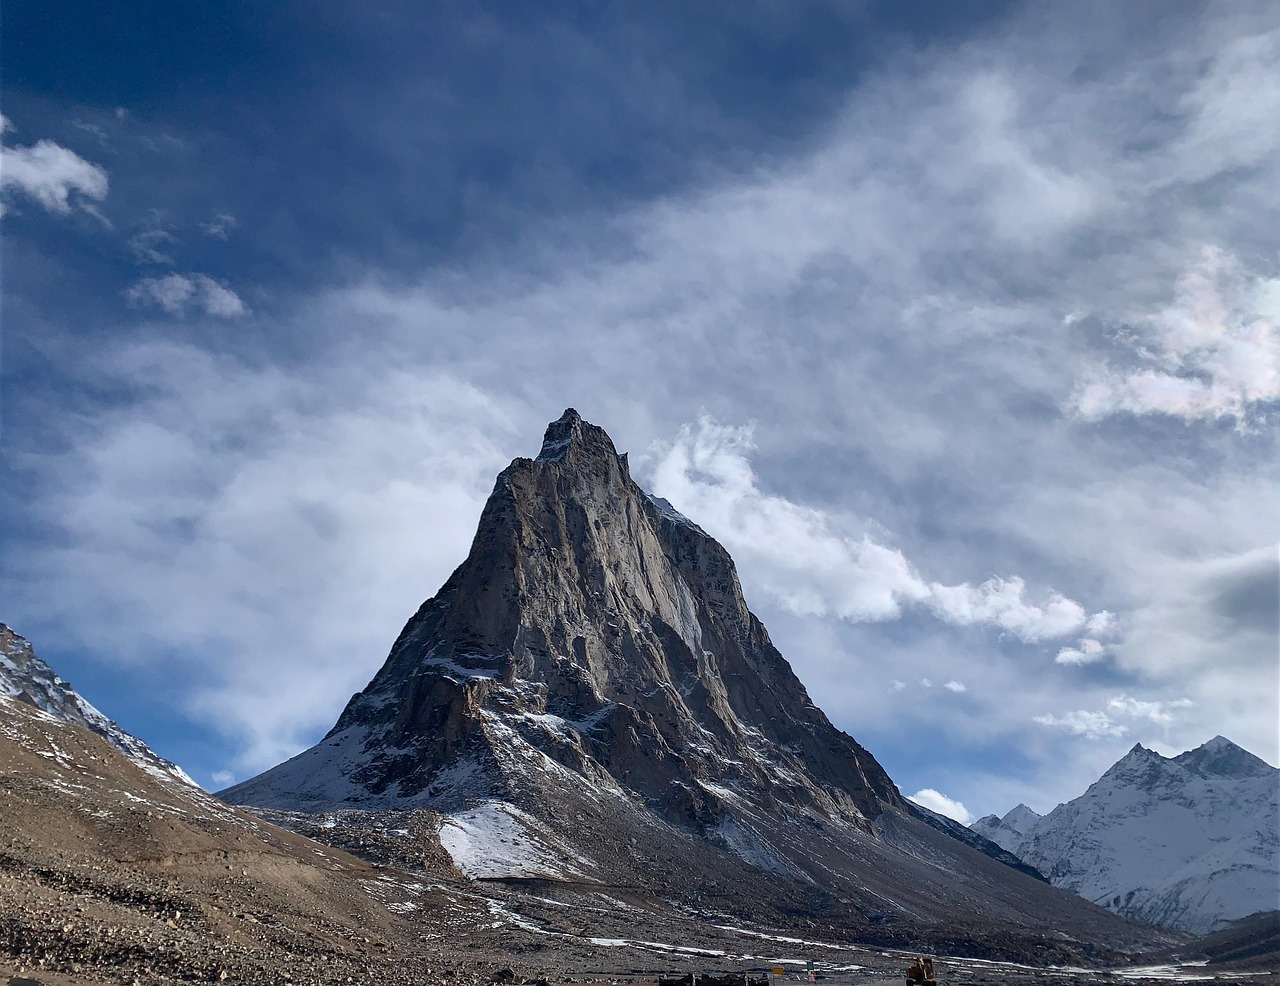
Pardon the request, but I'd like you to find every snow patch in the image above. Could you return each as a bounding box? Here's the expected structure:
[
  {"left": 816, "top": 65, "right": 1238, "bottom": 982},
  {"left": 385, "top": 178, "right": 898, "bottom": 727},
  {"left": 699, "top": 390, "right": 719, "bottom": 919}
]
[{"left": 439, "top": 801, "right": 597, "bottom": 879}]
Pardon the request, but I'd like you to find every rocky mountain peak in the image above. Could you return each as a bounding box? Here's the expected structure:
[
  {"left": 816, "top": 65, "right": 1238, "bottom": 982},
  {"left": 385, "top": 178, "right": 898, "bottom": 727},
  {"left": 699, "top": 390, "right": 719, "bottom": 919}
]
[
  {"left": 225, "top": 411, "right": 906, "bottom": 831},
  {"left": 536, "top": 407, "right": 612, "bottom": 461},
  {"left": 221, "top": 411, "right": 1176, "bottom": 949}
]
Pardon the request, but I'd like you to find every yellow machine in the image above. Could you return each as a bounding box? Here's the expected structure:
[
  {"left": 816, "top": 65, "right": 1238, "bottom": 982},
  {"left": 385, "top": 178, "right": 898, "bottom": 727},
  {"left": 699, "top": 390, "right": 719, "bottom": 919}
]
[{"left": 905, "top": 956, "right": 936, "bottom": 983}]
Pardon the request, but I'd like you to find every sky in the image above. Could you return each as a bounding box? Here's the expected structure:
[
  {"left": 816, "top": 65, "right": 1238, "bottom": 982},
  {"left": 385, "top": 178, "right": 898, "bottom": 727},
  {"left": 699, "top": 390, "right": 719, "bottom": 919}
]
[{"left": 2, "top": 0, "right": 1277, "bottom": 822}]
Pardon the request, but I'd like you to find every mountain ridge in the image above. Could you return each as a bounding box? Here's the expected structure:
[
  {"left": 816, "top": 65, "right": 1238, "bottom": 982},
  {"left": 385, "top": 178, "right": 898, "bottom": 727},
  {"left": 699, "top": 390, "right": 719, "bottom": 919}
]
[{"left": 0, "top": 622, "right": 195, "bottom": 787}]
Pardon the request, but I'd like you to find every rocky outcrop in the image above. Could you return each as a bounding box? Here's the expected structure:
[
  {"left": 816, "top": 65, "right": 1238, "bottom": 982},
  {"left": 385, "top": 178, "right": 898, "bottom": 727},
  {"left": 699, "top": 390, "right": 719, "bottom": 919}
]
[{"left": 227, "top": 411, "right": 902, "bottom": 830}]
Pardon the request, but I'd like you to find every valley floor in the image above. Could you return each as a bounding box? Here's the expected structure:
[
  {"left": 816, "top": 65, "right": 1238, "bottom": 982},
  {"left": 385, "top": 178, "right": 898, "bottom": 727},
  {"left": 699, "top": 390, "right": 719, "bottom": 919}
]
[{"left": 2, "top": 857, "right": 1270, "bottom": 986}]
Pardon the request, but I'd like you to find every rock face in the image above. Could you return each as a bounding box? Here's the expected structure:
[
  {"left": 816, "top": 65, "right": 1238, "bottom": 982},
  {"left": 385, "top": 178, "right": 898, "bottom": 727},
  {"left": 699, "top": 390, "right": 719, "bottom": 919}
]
[
  {"left": 0, "top": 622, "right": 194, "bottom": 786},
  {"left": 973, "top": 737, "right": 1280, "bottom": 934},
  {"left": 224, "top": 410, "right": 1166, "bottom": 954}
]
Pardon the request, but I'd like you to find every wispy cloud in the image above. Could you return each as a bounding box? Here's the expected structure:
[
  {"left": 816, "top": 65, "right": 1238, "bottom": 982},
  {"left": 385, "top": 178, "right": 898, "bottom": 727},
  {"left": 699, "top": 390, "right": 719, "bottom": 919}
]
[
  {"left": 0, "top": 116, "right": 108, "bottom": 217},
  {"left": 1071, "top": 247, "right": 1280, "bottom": 424},
  {"left": 1032, "top": 710, "right": 1128, "bottom": 741},
  {"left": 11, "top": 343, "right": 519, "bottom": 768},
  {"left": 128, "top": 227, "right": 179, "bottom": 265},
  {"left": 200, "top": 213, "right": 237, "bottom": 239},
  {"left": 125, "top": 273, "right": 248, "bottom": 318}
]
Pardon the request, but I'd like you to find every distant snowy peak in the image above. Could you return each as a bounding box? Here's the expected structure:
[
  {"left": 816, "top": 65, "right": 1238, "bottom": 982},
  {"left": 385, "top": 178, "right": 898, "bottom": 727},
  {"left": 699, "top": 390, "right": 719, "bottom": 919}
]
[
  {"left": 1003, "top": 803, "right": 1043, "bottom": 833},
  {"left": 970, "top": 803, "right": 1042, "bottom": 854},
  {"left": 975, "top": 736, "right": 1279, "bottom": 934},
  {"left": 0, "top": 623, "right": 195, "bottom": 787},
  {"left": 1173, "top": 735, "right": 1275, "bottom": 780}
]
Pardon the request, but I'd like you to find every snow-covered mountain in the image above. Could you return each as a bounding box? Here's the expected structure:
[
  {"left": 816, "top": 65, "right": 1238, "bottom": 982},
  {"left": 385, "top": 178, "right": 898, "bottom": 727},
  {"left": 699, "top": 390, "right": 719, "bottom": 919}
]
[
  {"left": 971, "top": 738, "right": 1279, "bottom": 934},
  {"left": 972, "top": 803, "right": 1043, "bottom": 854},
  {"left": 224, "top": 409, "right": 1167, "bottom": 959},
  {"left": 0, "top": 622, "right": 194, "bottom": 786}
]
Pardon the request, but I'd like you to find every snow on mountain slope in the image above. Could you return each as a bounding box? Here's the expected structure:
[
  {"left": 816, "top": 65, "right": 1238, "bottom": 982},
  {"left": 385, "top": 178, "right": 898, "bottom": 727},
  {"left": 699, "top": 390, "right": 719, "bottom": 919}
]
[
  {"left": 0, "top": 622, "right": 194, "bottom": 786},
  {"left": 975, "top": 737, "right": 1279, "bottom": 934}
]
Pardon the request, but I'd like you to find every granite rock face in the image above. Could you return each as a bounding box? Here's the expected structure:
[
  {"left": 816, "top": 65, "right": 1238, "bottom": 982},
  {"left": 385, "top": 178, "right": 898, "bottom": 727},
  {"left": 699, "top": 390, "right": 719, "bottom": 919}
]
[{"left": 350, "top": 409, "right": 898, "bottom": 823}]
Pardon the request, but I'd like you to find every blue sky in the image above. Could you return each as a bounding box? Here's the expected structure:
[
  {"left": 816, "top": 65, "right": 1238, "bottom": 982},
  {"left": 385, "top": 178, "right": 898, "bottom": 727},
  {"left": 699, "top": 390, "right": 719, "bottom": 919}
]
[{"left": 3, "top": 0, "right": 1277, "bottom": 821}]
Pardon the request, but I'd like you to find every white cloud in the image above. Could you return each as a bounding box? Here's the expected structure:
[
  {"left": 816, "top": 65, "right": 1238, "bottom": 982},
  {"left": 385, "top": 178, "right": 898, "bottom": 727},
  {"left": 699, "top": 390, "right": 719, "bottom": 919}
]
[
  {"left": 1107, "top": 694, "right": 1193, "bottom": 725},
  {"left": 889, "top": 679, "right": 907, "bottom": 692},
  {"left": 927, "top": 577, "right": 1088, "bottom": 643},
  {"left": 1084, "top": 611, "right": 1117, "bottom": 636},
  {"left": 1071, "top": 247, "right": 1280, "bottom": 424},
  {"left": 210, "top": 769, "right": 234, "bottom": 787},
  {"left": 126, "top": 273, "right": 248, "bottom": 318},
  {"left": 909, "top": 788, "right": 974, "bottom": 825},
  {"left": 128, "top": 227, "right": 178, "bottom": 265},
  {"left": 1034, "top": 694, "right": 1193, "bottom": 740},
  {"left": 11, "top": 342, "right": 519, "bottom": 768},
  {"left": 0, "top": 121, "right": 108, "bottom": 216},
  {"left": 1032, "top": 710, "right": 1128, "bottom": 740},
  {"left": 1055, "top": 638, "right": 1106, "bottom": 666},
  {"left": 649, "top": 417, "right": 1112, "bottom": 649},
  {"left": 200, "top": 213, "right": 237, "bottom": 238},
  {"left": 943, "top": 680, "right": 967, "bottom": 693}
]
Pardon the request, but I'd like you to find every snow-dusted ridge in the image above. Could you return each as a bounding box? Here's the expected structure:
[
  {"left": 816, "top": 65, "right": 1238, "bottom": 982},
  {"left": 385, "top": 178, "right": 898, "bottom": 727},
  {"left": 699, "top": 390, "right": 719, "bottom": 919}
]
[{"left": 0, "top": 623, "right": 195, "bottom": 787}]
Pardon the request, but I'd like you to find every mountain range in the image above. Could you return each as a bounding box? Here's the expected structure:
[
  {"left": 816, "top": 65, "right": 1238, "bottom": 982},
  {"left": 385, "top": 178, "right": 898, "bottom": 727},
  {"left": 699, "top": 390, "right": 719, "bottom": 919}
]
[{"left": 972, "top": 737, "right": 1279, "bottom": 933}]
